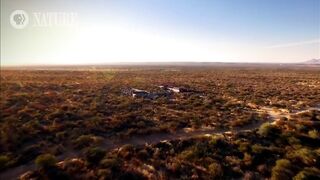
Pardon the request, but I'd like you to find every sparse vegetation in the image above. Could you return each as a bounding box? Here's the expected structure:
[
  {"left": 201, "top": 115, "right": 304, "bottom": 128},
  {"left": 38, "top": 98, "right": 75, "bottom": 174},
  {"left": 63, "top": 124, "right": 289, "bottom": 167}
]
[
  {"left": 0, "top": 67, "right": 319, "bottom": 179},
  {"left": 271, "top": 159, "right": 294, "bottom": 180},
  {"left": 35, "top": 154, "right": 57, "bottom": 169},
  {"left": 0, "top": 155, "right": 10, "bottom": 170}
]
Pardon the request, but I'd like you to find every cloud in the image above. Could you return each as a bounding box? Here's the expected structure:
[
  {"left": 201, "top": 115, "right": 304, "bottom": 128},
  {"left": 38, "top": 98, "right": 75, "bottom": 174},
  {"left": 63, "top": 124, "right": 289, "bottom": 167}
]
[{"left": 267, "top": 39, "right": 320, "bottom": 49}]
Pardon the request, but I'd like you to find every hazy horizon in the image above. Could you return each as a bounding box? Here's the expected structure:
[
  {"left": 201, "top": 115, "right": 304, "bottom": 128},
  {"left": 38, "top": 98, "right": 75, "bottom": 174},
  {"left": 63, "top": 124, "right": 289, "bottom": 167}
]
[{"left": 1, "top": 0, "right": 319, "bottom": 66}]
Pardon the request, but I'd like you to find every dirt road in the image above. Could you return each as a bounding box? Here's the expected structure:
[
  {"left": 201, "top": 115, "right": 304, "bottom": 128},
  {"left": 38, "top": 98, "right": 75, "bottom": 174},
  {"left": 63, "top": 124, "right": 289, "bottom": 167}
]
[{"left": 1, "top": 106, "right": 319, "bottom": 180}]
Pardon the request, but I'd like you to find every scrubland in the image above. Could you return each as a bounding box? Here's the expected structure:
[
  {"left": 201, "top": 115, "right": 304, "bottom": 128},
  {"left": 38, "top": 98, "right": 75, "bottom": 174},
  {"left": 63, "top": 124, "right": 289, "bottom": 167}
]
[{"left": 0, "top": 66, "right": 319, "bottom": 179}]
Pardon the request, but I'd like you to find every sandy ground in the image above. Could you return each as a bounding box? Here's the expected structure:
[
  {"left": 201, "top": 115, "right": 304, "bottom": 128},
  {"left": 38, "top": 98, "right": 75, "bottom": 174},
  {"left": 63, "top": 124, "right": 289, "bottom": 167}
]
[{"left": 1, "top": 105, "right": 319, "bottom": 180}]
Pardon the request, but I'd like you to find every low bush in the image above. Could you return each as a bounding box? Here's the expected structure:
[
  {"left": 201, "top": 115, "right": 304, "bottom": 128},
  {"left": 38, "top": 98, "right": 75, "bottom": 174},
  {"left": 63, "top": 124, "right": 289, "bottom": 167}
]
[
  {"left": 0, "top": 155, "right": 10, "bottom": 170},
  {"left": 258, "top": 123, "right": 279, "bottom": 137},
  {"left": 308, "top": 130, "right": 319, "bottom": 139},
  {"left": 271, "top": 159, "right": 294, "bottom": 180},
  {"left": 208, "top": 162, "right": 223, "bottom": 179},
  {"left": 85, "top": 147, "right": 106, "bottom": 165},
  {"left": 293, "top": 167, "right": 320, "bottom": 180},
  {"left": 286, "top": 148, "right": 317, "bottom": 166},
  {"left": 35, "top": 154, "right": 57, "bottom": 169},
  {"left": 100, "top": 157, "right": 121, "bottom": 170}
]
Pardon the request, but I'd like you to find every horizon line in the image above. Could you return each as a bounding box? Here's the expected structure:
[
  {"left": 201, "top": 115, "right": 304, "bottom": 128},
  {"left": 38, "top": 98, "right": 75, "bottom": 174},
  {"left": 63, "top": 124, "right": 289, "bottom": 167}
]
[{"left": 1, "top": 60, "right": 319, "bottom": 68}]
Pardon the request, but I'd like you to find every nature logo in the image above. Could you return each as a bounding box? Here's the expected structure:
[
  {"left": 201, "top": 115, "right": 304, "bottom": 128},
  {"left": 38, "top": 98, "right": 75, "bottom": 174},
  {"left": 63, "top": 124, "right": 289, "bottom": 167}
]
[{"left": 10, "top": 10, "right": 29, "bottom": 29}]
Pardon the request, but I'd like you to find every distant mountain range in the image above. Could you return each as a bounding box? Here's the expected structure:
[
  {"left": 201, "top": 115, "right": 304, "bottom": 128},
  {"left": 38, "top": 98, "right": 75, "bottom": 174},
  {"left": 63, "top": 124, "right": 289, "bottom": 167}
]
[{"left": 302, "top": 59, "right": 320, "bottom": 64}]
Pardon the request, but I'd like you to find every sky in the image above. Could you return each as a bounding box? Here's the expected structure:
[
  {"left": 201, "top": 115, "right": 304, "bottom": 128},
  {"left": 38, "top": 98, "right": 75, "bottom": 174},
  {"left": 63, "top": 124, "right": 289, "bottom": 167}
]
[{"left": 1, "top": 0, "right": 319, "bottom": 66}]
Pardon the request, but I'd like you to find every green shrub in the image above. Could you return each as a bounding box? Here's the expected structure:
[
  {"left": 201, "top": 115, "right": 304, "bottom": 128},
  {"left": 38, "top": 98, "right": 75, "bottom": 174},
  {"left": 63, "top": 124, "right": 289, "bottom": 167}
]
[
  {"left": 293, "top": 167, "right": 320, "bottom": 180},
  {"left": 258, "top": 123, "right": 278, "bottom": 137},
  {"left": 271, "top": 159, "right": 294, "bottom": 180},
  {"left": 252, "top": 144, "right": 267, "bottom": 154},
  {"left": 0, "top": 155, "right": 10, "bottom": 170},
  {"left": 179, "top": 149, "right": 196, "bottom": 161},
  {"left": 286, "top": 148, "right": 316, "bottom": 166},
  {"left": 238, "top": 142, "right": 250, "bottom": 152},
  {"left": 85, "top": 147, "right": 106, "bottom": 164},
  {"left": 210, "top": 136, "right": 227, "bottom": 147},
  {"left": 118, "top": 144, "right": 135, "bottom": 159},
  {"left": 55, "top": 131, "right": 67, "bottom": 141},
  {"left": 287, "top": 136, "right": 301, "bottom": 146},
  {"left": 73, "top": 135, "right": 93, "bottom": 149},
  {"left": 208, "top": 162, "right": 223, "bottom": 178},
  {"left": 137, "top": 149, "right": 149, "bottom": 159},
  {"left": 72, "top": 135, "right": 101, "bottom": 148},
  {"left": 100, "top": 157, "right": 121, "bottom": 169},
  {"left": 35, "top": 154, "right": 57, "bottom": 169},
  {"left": 308, "top": 130, "right": 319, "bottom": 139}
]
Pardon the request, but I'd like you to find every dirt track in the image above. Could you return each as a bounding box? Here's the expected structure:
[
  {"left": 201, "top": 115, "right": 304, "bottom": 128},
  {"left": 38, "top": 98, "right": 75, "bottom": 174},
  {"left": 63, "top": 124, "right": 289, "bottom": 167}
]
[{"left": 1, "top": 106, "right": 319, "bottom": 180}]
